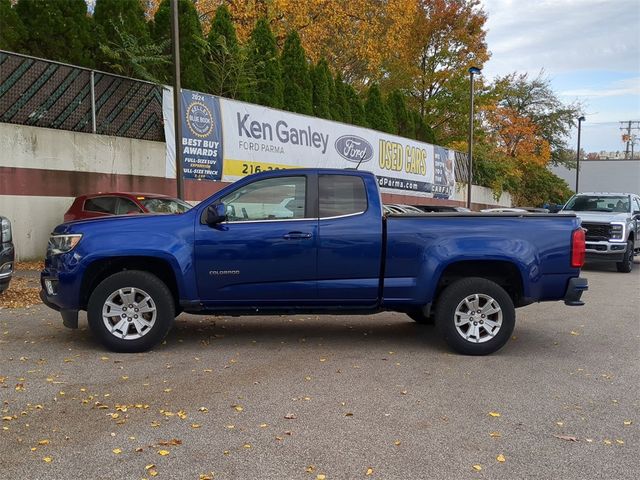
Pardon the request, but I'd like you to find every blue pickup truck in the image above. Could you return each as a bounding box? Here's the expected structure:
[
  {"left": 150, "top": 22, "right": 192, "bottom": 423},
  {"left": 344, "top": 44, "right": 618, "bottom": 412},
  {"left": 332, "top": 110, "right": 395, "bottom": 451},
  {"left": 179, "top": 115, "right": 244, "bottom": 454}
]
[{"left": 41, "top": 169, "right": 588, "bottom": 355}]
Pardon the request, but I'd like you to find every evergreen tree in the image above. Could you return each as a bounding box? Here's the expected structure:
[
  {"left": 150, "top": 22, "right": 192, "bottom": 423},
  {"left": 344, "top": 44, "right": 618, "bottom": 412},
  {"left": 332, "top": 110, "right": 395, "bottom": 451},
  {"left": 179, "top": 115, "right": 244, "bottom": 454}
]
[
  {"left": 387, "top": 90, "right": 414, "bottom": 138},
  {"left": 153, "top": 0, "right": 208, "bottom": 92},
  {"left": 207, "top": 4, "right": 245, "bottom": 98},
  {"left": 16, "top": 0, "right": 96, "bottom": 67},
  {"left": 0, "top": 0, "right": 26, "bottom": 52},
  {"left": 411, "top": 110, "right": 436, "bottom": 143},
  {"left": 281, "top": 31, "right": 313, "bottom": 115},
  {"left": 94, "top": 0, "right": 151, "bottom": 73},
  {"left": 332, "top": 73, "right": 351, "bottom": 123},
  {"left": 345, "top": 84, "right": 366, "bottom": 127},
  {"left": 311, "top": 59, "right": 331, "bottom": 119},
  {"left": 248, "top": 18, "right": 283, "bottom": 108},
  {"left": 365, "top": 83, "right": 394, "bottom": 133}
]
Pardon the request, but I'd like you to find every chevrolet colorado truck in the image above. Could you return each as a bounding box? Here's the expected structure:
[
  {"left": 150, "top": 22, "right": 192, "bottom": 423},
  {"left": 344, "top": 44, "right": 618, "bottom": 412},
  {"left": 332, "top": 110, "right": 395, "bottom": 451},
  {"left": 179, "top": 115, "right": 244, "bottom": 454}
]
[
  {"left": 561, "top": 192, "right": 640, "bottom": 272},
  {"left": 40, "top": 169, "right": 588, "bottom": 355}
]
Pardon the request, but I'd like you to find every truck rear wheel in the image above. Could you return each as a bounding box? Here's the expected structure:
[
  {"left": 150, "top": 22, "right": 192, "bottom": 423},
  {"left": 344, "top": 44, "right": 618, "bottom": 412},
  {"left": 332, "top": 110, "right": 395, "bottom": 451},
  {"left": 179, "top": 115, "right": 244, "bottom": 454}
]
[
  {"left": 87, "top": 270, "right": 175, "bottom": 353},
  {"left": 435, "top": 278, "right": 515, "bottom": 355},
  {"left": 616, "top": 240, "right": 634, "bottom": 273}
]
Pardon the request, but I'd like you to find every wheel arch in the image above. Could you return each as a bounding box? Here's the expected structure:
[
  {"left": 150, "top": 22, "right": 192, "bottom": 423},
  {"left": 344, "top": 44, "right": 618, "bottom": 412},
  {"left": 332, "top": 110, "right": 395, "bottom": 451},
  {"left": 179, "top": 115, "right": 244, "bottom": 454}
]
[
  {"left": 433, "top": 260, "right": 525, "bottom": 307},
  {"left": 80, "top": 256, "right": 180, "bottom": 311}
]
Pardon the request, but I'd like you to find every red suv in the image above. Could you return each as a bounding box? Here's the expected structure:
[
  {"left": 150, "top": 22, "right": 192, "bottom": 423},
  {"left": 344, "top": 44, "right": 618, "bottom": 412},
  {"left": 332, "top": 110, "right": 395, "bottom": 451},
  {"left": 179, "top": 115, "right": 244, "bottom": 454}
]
[{"left": 63, "top": 193, "right": 192, "bottom": 222}]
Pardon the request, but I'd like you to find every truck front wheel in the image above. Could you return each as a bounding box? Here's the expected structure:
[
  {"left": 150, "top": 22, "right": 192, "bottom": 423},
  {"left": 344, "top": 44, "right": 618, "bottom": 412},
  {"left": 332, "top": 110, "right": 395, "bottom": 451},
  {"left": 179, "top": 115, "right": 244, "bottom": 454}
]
[
  {"left": 616, "top": 240, "right": 634, "bottom": 273},
  {"left": 87, "top": 270, "right": 175, "bottom": 352},
  {"left": 435, "top": 278, "right": 515, "bottom": 355}
]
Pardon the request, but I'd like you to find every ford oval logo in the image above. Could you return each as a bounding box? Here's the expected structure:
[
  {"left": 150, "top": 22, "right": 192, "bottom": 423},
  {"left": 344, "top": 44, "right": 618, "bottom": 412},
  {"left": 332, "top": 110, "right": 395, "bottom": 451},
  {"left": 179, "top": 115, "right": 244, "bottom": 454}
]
[{"left": 334, "top": 135, "right": 374, "bottom": 163}]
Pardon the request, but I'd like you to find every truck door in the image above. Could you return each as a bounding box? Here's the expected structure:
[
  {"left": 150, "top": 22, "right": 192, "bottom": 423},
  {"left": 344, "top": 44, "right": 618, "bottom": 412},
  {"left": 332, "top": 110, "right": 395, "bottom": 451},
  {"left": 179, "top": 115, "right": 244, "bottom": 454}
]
[
  {"left": 316, "top": 174, "right": 383, "bottom": 304},
  {"left": 194, "top": 174, "right": 318, "bottom": 304}
]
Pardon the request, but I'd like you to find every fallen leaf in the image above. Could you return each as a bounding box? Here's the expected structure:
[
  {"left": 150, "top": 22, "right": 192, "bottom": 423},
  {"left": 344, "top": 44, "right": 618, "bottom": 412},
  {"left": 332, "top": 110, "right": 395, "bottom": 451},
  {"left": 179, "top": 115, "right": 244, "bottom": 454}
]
[
  {"left": 556, "top": 421, "right": 564, "bottom": 426},
  {"left": 145, "top": 464, "right": 156, "bottom": 471},
  {"left": 393, "top": 440, "right": 401, "bottom": 446},
  {"left": 554, "top": 434, "right": 578, "bottom": 442},
  {"left": 616, "top": 439, "right": 624, "bottom": 445},
  {"left": 496, "top": 454, "right": 506, "bottom": 463},
  {"left": 38, "top": 440, "right": 50, "bottom": 445},
  {"left": 199, "top": 474, "right": 213, "bottom": 480},
  {"left": 488, "top": 412, "right": 501, "bottom": 417},
  {"left": 232, "top": 405, "right": 243, "bottom": 412},
  {"left": 259, "top": 423, "right": 268, "bottom": 428},
  {"left": 472, "top": 464, "right": 482, "bottom": 472},
  {"left": 284, "top": 413, "right": 297, "bottom": 419},
  {"left": 570, "top": 331, "right": 580, "bottom": 336},
  {"left": 112, "top": 448, "right": 122, "bottom": 454},
  {"left": 191, "top": 424, "right": 201, "bottom": 429},
  {"left": 366, "top": 467, "right": 374, "bottom": 475},
  {"left": 306, "top": 465, "right": 315, "bottom": 473},
  {"left": 43, "top": 457, "right": 53, "bottom": 463},
  {"left": 243, "top": 443, "right": 251, "bottom": 449},
  {"left": 157, "top": 450, "right": 170, "bottom": 456},
  {"left": 603, "top": 439, "right": 612, "bottom": 445},
  {"left": 316, "top": 475, "right": 326, "bottom": 480},
  {"left": 158, "top": 439, "right": 182, "bottom": 446},
  {"left": 199, "top": 407, "right": 209, "bottom": 413},
  {"left": 489, "top": 432, "right": 501, "bottom": 437},
  {"left": 623, "top": 420, "right": 632, "bottom": 426}
]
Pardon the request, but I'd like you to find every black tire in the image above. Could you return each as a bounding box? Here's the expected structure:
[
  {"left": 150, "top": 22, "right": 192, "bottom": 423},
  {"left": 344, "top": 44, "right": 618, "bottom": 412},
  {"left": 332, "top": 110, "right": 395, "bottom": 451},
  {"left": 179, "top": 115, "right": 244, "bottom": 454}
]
[
  {"left": 87, "top": 270, "right": 175, "bottom": 353},
  {"left": 435, "top": 277, "right": 515, "bottom": 355},
  {"left": 616, "top": 240, "right": 634, "bottom": 273},
  {"left": 407, "top": 309, "right": 434, "bottom": 325}
]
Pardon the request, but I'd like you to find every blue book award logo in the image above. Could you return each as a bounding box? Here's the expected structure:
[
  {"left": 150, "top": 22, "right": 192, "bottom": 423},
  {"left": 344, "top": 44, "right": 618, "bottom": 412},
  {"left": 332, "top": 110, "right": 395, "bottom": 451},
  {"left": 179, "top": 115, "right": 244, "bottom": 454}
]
[{"left": 181, "top": 90, "right": 223, "bottom": 181}]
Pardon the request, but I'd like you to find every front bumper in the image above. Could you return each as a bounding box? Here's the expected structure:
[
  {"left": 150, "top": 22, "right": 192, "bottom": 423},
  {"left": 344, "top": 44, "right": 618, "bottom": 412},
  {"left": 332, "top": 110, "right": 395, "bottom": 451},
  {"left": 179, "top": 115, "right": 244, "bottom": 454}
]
[
  {"left": 564, "top": 277, "right": 588, "bottom": 306},
  {"left": 585, "top": 240, "right": 627, "bottom": 262},
  {"left": 40, "top": 289, "right": 79, "bottom": 328}
]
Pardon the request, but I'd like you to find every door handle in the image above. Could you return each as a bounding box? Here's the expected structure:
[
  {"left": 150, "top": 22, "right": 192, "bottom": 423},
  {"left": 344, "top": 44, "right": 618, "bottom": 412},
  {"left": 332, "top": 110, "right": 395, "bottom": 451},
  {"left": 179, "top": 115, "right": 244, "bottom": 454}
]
[{"left": 283, "top": 232, "right": 312, "bottom": 240}]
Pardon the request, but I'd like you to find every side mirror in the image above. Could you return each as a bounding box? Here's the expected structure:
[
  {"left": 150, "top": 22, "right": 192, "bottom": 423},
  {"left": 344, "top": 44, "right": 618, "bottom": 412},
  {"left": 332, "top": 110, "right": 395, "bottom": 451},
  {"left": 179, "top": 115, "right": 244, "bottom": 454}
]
[{"left": 206, "top": 203, "right": 227, "bottom": 225}]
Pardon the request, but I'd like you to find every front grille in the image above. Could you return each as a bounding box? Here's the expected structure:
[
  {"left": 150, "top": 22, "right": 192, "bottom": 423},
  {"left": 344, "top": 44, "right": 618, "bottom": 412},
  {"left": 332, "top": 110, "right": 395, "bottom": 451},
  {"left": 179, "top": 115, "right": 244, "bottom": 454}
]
[{"left": 582, "top": 223, "right": 612, "bottom": 241}]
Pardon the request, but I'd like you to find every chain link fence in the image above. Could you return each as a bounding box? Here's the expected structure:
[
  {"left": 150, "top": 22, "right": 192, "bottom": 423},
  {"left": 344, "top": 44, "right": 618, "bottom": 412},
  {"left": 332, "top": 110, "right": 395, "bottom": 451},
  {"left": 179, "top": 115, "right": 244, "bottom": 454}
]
[{"left": 0, "top": 50, "right": 164, "bottom": 142}]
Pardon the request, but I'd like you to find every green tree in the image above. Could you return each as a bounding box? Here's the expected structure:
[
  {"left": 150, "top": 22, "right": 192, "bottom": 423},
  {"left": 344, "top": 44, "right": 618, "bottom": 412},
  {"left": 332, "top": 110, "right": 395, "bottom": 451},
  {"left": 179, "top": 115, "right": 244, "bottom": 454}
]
[
  {"left": 207, "top": 4, "right": 249, "bottom": 99},
  {"left": 365, "top": 83, "right": 393, "bottom": 133},
  {"left": 311, "top": 59, "right": 332, "bottom": 119},
  {"left": 0, "top": 0, "right": 26, "bottom": 52},
  {"left": 281, "top": 31, "right": 313, "bottom": 115},
  {"left": 153, "top": 0, "right": 208, "bottom": 92},
  {"left": 248, "top": 18, "right": 283, "bottom": 109},
  {"left": 94, "top": 0, "right": 149, "bottom": 46},
  {"left": 387, "top": 90, "right": 414, "bottom": 138},
  {"left": 332, "top": 73, "right": 350, "bottom": 123},
  {"left": 98, "top": 22, "right": 170, "bottom": 83},
  {"left": 411, "top": 110, "right": 436, "bottom": 143},
  {"left": 345, "top": 84, "right": 366, "bottom": 127},
  {"left": 16, "top": 0, "right": 96, "bottom": 67}
]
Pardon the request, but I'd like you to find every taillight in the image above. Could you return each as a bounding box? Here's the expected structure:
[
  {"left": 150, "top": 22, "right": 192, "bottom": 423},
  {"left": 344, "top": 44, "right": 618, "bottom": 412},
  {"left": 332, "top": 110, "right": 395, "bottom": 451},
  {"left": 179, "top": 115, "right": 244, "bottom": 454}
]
[{"left": 571, "top": 228, "right": 586, "bottom": 268}]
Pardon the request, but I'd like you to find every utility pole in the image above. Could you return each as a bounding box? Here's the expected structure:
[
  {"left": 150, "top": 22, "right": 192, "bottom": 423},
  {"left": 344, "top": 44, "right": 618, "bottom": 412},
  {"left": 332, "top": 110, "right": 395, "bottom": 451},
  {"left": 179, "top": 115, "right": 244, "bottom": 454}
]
[
  {"left": 576, "top": 116, "right": 584, "bottom": 192},
  {"left": 170, "top": 0, "right": 185, "bottom": 200},
  {"left": 619, "top": 120, "right": 640, "bottom": 159}
]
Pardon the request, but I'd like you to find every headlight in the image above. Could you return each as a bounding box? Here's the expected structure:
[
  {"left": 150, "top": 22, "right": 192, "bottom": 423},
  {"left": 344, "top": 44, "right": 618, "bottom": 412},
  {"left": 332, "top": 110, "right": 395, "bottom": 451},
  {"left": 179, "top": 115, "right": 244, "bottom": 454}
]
[
  {"left": 1, "top": 218, "right": 11, "bottom": 243},
  {"left": 48, "top": 234, "right": 82, "bottom": 255},
  {"left": 610, "top": 223, "right": 625, "bottom": 241}
]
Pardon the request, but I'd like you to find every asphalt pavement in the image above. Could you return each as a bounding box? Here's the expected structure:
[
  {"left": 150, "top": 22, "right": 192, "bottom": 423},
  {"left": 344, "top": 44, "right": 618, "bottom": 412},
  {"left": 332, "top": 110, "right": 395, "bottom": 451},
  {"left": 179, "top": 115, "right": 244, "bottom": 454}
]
[{"left": 0, "top": 263, "right": 638, "bottom": 480}]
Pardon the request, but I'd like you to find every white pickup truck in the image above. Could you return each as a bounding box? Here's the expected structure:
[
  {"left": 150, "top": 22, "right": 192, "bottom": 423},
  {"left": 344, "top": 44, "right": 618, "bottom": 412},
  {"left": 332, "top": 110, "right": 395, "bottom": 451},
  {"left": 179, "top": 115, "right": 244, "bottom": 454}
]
[{"left": 561, "top": 192, "right": 640, "bottom": 272}]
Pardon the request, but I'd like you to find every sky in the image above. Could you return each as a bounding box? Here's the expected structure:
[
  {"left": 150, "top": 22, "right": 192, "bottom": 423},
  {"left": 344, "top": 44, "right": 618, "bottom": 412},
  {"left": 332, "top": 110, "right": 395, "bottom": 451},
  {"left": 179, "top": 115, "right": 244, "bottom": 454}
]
[{"left": 481, "top": 0, "right": 640, "bottom": 153}]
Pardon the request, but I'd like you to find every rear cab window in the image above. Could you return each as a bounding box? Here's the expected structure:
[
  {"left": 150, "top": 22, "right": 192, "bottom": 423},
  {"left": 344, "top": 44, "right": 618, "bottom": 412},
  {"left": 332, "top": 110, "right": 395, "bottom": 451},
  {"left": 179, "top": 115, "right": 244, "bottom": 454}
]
[{"left": 319, "top": 174, "right": 367, "bottom": 218}]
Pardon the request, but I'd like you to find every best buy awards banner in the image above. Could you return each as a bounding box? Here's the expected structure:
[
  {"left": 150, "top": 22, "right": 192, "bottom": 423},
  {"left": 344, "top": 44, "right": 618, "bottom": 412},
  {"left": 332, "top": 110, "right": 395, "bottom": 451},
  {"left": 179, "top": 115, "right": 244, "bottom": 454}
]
[{"left": 163, "top": 88, "right": 456, "bottom": 198}]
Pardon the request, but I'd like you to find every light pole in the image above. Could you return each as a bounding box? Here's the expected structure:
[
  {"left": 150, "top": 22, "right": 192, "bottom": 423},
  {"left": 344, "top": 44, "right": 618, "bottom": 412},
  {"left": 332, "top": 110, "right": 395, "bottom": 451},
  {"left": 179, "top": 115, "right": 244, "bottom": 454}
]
[
  {"left": 170, "top": 0, "right": 185, "bottom": 200},
  {"left": 575, "top": 116, "right": 585, "bottom": 193},
  {"left": 466, "top": 67, "right": 481, "bottom": 209}
]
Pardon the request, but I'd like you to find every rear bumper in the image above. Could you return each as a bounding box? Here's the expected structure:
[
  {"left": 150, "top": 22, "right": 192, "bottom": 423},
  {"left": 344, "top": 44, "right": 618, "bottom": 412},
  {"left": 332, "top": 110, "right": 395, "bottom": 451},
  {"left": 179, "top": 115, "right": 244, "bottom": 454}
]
[{"left": 564, "top": 277, "right": 588, "bottom": 306}]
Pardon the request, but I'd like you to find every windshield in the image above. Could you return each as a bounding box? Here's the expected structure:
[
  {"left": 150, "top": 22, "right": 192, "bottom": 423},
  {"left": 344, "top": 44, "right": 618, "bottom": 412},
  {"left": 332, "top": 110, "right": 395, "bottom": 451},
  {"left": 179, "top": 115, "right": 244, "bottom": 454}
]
[
  {"left": 140, "top": 197, "right": 192, "bottom": 214},
  {"left": 564, "top": 195, "right": 630, "bottom": 213}
]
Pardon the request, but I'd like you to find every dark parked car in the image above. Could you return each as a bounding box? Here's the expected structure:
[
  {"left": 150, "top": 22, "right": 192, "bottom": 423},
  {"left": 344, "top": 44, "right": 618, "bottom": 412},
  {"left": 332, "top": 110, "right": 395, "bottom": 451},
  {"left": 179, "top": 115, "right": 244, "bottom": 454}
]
[
  {"left": 0, "top": 216, "right": 14, "bottom": 294},
  {"left": 64, "top": 192, "right": 192, "bottom": 222}
]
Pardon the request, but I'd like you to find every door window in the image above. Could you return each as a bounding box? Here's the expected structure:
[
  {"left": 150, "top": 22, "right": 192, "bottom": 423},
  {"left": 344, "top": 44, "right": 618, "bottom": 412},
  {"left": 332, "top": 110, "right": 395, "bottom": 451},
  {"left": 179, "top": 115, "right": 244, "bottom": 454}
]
[
  {"left": 221, "top": 176, "right": 307, "bottom": 222},
  {"left": 319, "top": 175, "right": 367, "bottom": 218},
  {"left": 84, "top": 196, "right": 117, "bottom": 214},
  {"left": 115, "top": 197, "right": 143, "bottom": 215}
]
